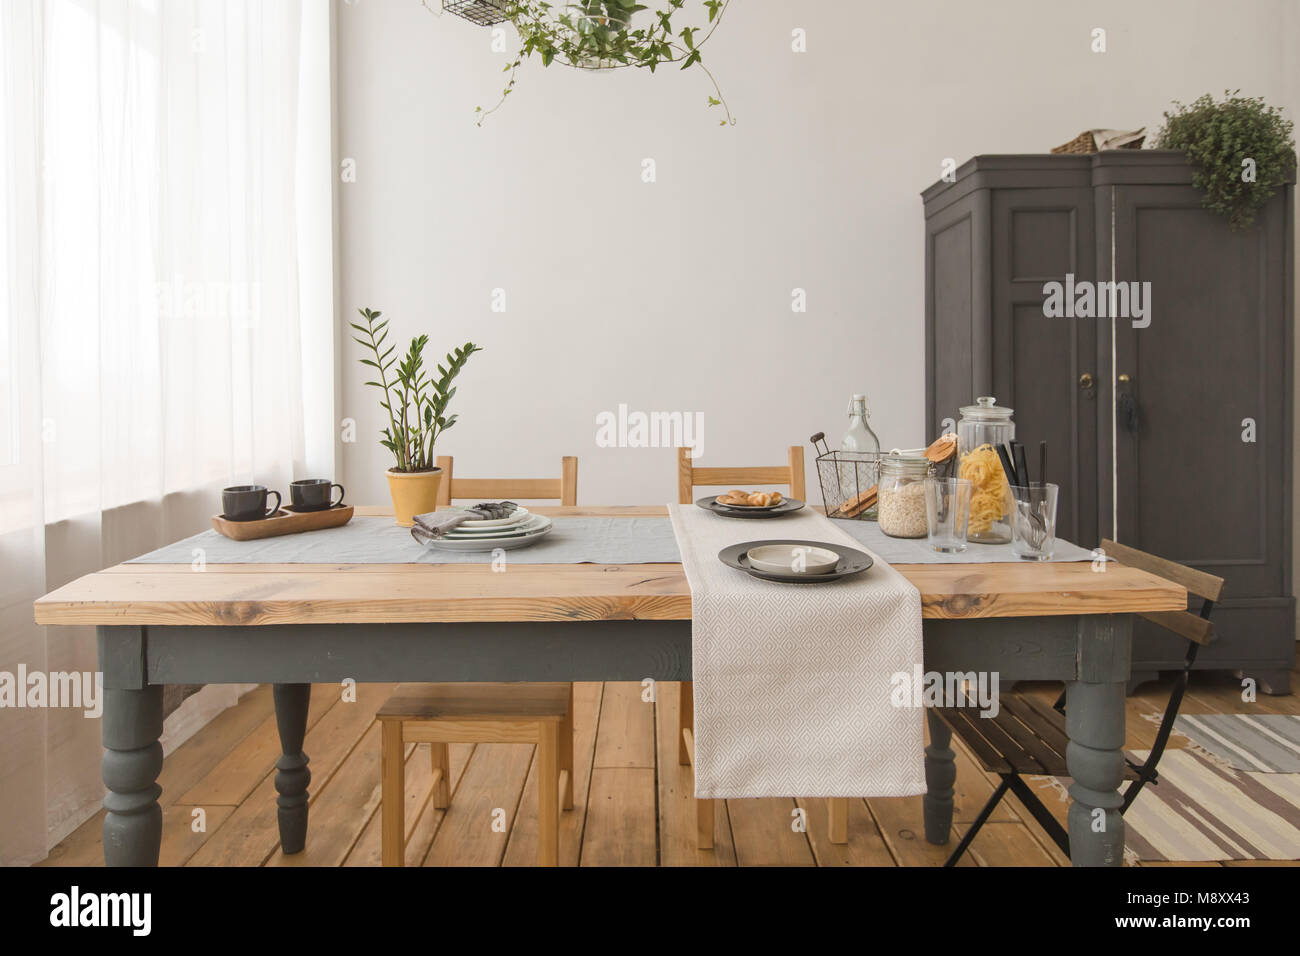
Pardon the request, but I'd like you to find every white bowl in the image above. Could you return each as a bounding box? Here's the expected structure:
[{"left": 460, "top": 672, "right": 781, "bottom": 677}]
[{"left": 746, "top": 544, "right": 840, "bottom": 575}]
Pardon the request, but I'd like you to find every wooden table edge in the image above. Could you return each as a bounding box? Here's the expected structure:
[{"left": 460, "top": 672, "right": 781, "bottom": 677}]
[
  {"left": 32, "top": 502, "right": 1187, "bottom": 626},
  {"left": 33, "top": 566, "right": 1186, "bottom": 626}
]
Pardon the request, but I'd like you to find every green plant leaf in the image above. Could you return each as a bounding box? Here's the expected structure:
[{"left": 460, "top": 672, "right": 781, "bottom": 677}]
[{"left": 1155, "top": 90, "right": 1295, "bottom": 230}]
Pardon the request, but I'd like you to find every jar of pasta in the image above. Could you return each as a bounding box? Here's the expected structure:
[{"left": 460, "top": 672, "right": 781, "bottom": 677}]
[
  {"left": 957, "top": 397, "right": 1015, "bottom": 543},
  {"left": 877, "top": 455, "right": 932, "bottom": 538}
]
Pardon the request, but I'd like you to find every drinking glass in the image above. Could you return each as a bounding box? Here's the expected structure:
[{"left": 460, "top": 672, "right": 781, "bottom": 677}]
[
  {"left": 1010, "top": 483, "right": 1059, "bottom": 560},
  {"left": 925, "top": 477, "right": 972, "bottom": 553}
]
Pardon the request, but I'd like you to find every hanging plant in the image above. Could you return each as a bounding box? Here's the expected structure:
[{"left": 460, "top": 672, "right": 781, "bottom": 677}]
[
  {"left": 1155, "top": 90, "right": 1296, "bottom": 231},
  {"left": 429, "top": 0, "right": 734, "bottom": 126}
]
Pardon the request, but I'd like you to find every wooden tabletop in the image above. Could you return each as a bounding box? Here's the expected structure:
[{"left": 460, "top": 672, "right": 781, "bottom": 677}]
[{"left": 33, "top": 505, "right": 1186, "bottom": 627}]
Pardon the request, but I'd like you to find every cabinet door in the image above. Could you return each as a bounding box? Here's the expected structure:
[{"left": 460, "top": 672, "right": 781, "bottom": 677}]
[
  {"left": 926, "top": 190, "right": 992, "bottom": 438},
  {"left": 1111, "top": 184, "right": 1289, "bottom": 598},
  {"left": 991, "top": 187, "right": 1100, "bottom": 547}
]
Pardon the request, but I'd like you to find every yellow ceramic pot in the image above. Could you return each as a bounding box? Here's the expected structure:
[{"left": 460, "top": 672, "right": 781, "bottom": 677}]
[{"left": 386, "top": 467, "right": 443, "bottom": 527}]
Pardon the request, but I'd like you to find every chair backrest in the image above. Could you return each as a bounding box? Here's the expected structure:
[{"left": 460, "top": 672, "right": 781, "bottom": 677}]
[
  {"left": 1100, "top": 538, "right": 1224, "bottom": 646},
  {"left": 676, "top": 445, "right": 806, "bottom": 505},
  {"left": 435, "top": 455, "right": 578, "bottom": 507},
  {"left": 1098, "top": 539, "right": 1226, "bottom": 814}
]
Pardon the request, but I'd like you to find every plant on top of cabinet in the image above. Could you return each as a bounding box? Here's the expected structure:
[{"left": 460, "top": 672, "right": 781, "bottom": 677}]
[
  {"left": 352, "top": 307, "right": 482, "bottom": 526},
  {"left": 429, "top": 0, "right": 734, "bottom": 127},
  {"left": 1155, "top": 90, "right": 1297, "bottom": 230}
]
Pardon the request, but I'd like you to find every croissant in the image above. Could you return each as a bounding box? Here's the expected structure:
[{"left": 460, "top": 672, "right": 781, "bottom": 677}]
[{"left": 717, "top": 489, "right": 785, "bottom": 507}]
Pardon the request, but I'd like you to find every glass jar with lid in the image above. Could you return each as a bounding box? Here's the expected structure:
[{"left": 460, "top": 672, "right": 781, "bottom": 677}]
[
  {"left": 956, "top": 396, "right": 1015, "bottom": 543},
  {"left": 957, "top": 396, "right": 1015, "bottom": 455},
  {"left": 877, "top": 455, "right": 932, "bottom": 538}
]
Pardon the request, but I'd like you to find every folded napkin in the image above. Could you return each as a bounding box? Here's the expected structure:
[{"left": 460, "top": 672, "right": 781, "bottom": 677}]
[
  {"left": 410, "top": 501, "right": 518, "bottom": 544},
  {"left": 668, "top": 503, "right": 926, "bottom": 799}
]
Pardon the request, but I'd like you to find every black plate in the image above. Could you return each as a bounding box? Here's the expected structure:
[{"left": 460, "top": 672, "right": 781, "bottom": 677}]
[
  {"left": 717, "top": 539, "right": 873, "bottom": 584},
  {"left": 696, "top": 496, "right": 805, "bottom": 519}
]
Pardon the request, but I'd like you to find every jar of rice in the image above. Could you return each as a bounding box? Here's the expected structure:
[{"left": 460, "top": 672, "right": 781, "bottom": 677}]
[{"left": 878, "top": 455, "right": 932, "bottom": 538}]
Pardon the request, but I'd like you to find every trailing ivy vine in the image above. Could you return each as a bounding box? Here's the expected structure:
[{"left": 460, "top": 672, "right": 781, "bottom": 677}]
[{"left": 426, "top": 0, "right": 734, "bottom": 126}]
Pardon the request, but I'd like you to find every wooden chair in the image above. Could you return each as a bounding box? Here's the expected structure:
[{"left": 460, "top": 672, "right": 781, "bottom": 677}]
[
  {"left": 676, "top": 444, "right": 805, "bottom": 508},
  {"left": 379, "top": 683, "right": 571, "bottom": 866},
  {"left": 936, "top": 539, "right": 1222, "bottom": 866},
  {"left": 379, "top": 456, "right": 578, "bottom": 867},
  {"left": 436, "top": 454, "right": 577, "bottom": 507},
  {"left": 673, "top": 445, "right": 848, "bottom": 848}
]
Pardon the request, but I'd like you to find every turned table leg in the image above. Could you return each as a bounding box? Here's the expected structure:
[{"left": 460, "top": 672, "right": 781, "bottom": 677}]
[
  {"left": 102, "top": 685, "right": 164, "bottom": 867},
  {"left": 923, "top": 708, "right": 956, "bottom": 845},
  {"left": 1065, "top": 679, "right": 1127, "bottom": 866},
  {"left": 273, "top": 683, "right": 312, "bottom": 854},
  {"left": 1065, "top": 613, "right": 1132, "bottom": 867}
]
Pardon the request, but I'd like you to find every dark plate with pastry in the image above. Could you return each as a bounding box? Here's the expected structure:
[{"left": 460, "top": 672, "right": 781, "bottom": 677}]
[{"left": 696, "top": 494, "right": 805, "bottom": 518}]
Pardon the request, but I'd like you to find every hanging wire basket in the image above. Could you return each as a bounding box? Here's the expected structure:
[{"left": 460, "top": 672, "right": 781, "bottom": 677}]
[{"left": 443, "top": 0, "right": 510, "bottom": 26}]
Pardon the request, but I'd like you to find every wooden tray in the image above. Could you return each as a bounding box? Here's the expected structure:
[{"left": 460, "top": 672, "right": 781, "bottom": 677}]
[{"left": 211, "top": 505, "right": 354, "bottom": 541}]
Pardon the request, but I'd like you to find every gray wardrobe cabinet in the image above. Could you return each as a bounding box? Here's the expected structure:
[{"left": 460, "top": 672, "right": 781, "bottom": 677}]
[{"left": 922, "top": 151, "right": 1296, "bottom": 694}]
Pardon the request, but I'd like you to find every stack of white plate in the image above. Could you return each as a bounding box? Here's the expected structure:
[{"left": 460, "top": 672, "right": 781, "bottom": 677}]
[{"left": 426, "top": 506, "right": 554, "bottom": 551}]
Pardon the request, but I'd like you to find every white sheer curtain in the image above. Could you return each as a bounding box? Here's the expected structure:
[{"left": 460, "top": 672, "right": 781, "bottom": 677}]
[{"left": 0, "top": 0, "right": 332, "bottom": 864}]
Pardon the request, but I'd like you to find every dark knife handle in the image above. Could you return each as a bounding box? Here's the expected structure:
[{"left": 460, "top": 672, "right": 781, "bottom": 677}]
[
  {"left": 997, "top": 443, "right": 1017, "bottom": 485},
  {"left": 1012, "top": 441, "right": 1030, "bottom": 491}
]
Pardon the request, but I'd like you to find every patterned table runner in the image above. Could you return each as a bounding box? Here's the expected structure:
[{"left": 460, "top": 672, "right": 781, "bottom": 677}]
[{"left": 667, "top": 503, "right": 926, "bottom": 799}]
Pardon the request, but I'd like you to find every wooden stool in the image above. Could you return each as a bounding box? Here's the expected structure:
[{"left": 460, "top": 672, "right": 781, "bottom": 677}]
[{"left": 378, "top": 682, "right": 575, "bottom": 866}]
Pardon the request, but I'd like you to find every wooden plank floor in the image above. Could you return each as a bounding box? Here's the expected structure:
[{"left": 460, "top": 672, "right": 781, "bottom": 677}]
[{"left": 40, "top": 673, "right": 1300, "bottom": 867}]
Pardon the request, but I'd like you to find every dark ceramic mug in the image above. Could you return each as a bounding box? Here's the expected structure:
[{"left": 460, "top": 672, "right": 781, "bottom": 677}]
[
  {"left": 222, "top": 485, "right": 281, "bottom": 522},
  {"left": 289, "top": 478, "right": 345, "bottom": 512}
]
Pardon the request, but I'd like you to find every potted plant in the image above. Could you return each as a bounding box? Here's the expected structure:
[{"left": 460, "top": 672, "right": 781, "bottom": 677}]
[
  {"left": 1155, "top": 90, "right": 1297, "bottom": 230},
  {"left": 352, "top": 307, "right": 482, "bottom": 526}
]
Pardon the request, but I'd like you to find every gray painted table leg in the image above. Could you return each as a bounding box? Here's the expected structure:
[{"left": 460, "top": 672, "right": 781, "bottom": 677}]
[
  {"left": 923, "top": 708, "right": 956, "bottom": 844},
  {"left": 101, "top": 685, "right": 164, "bottom": 866},
  {"left": 1065, "top": 615, "right": 1132, "bottom": 867},
  {"left": 273, "top": 683, "right": 312, "bottom": 854}
]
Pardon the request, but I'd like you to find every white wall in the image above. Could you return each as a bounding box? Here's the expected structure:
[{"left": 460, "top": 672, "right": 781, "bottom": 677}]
[{"left": 335, "top": 0, "right": 1299, "bottom": 508}]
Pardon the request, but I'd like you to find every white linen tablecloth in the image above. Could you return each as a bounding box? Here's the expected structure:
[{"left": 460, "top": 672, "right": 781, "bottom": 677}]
[{"left": 667, "top": 503, "right": 927, "bottom": 799}]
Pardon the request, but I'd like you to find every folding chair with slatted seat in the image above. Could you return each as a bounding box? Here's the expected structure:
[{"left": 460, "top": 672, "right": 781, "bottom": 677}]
[{"left": 936, "top": 539, "right": 1223, "bottom": 866}]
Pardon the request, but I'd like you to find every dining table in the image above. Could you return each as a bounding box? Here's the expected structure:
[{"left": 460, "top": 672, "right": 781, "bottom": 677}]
[{"left": 32, "top": 504, "right": 1187, "bottom": 868}]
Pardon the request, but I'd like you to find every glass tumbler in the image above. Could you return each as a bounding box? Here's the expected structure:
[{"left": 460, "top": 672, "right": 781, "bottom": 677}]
[
  {"left": 1010, "top": 483, "right": 1059, "bottom": 560},
  {"left": 925, "top": 477, "right": 972, "bottom": 553}
]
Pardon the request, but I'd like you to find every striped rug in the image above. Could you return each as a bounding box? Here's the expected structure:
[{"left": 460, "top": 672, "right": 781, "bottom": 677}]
[
  {"left": 1173, "top": 714, "right": 1300, "bottom": 773},
  {"left": 1049, "top": 749, "right": 1300, "bottom": 862}
]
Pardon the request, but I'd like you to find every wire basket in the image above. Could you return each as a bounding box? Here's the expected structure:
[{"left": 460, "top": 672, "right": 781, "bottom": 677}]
[
  {"left": 810, "top": 432, "right": 884, "bottom": 521},
  {"left": 443, "top": 0, "right": 510, "bottom": 26}
]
